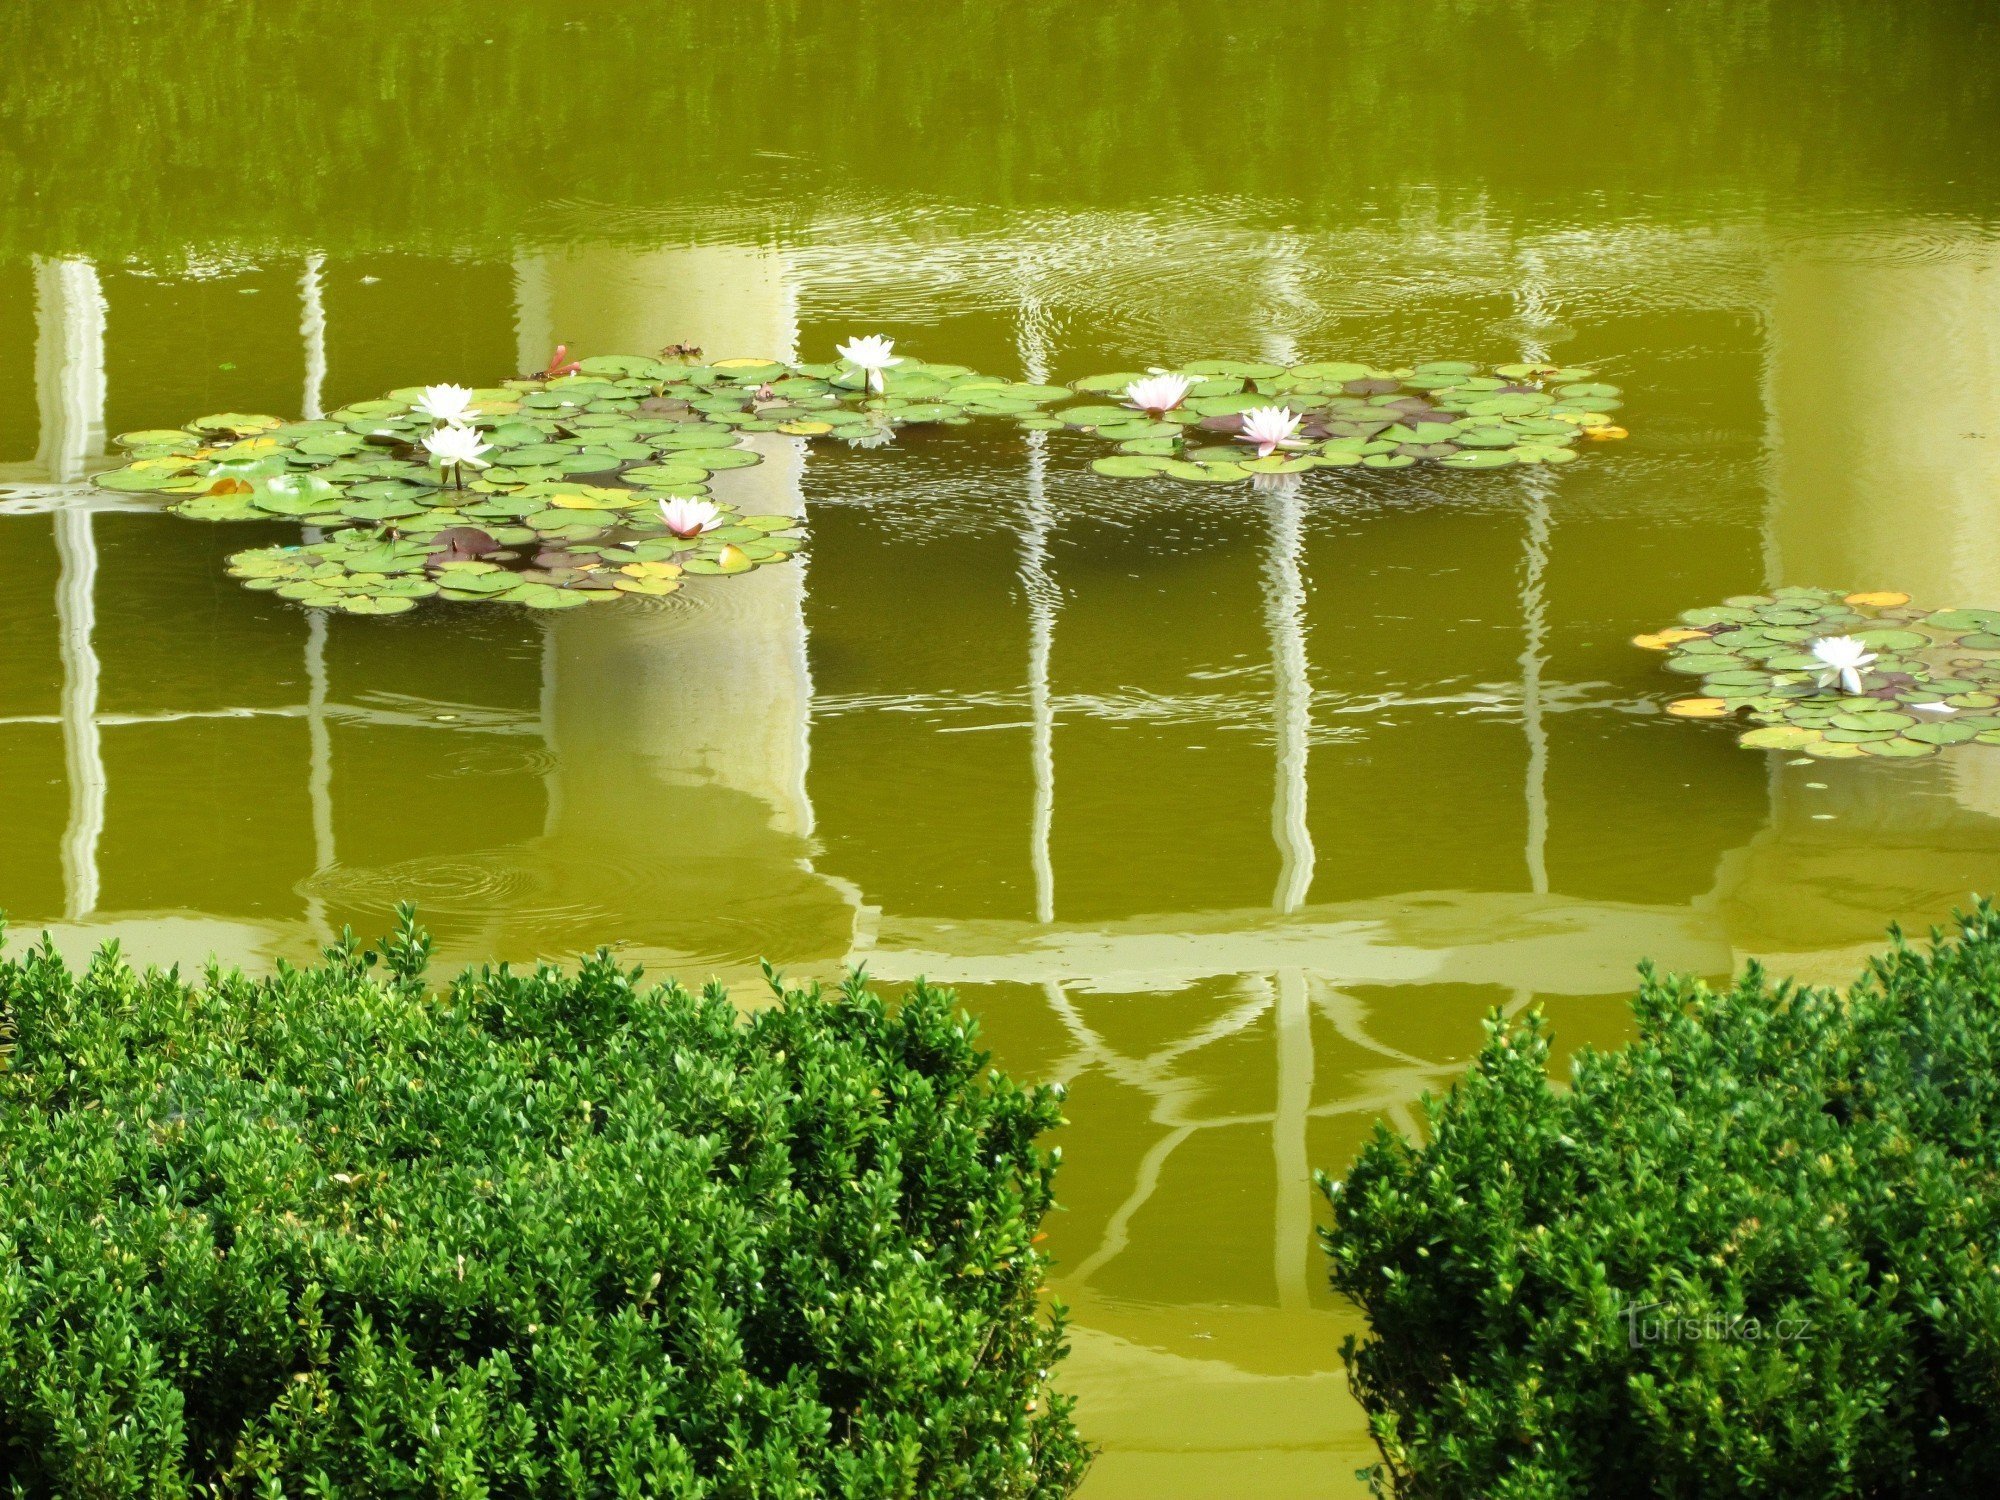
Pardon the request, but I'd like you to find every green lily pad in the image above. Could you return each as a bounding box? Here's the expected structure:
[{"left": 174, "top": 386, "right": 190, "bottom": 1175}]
[
  {"left": 1925, "top": 609, "right": 2000, "bottom": 632},
  {"left": 1739, "top": 725, "right": 1822, "bottom": 750},
  {"left": 1905, "top": 721, "right": 1980, "bottom": 745},
  {"left": 1091, "top": 455, "right": 1170, "bottom": 478},
  {"left": 1854, "top": 629, "right": 1929, "bottom": 651},
  {"left": 96, "top": 350, "right": 1629, "bottom": 615},
  {"left": 97, "top": 466, "right": 189, "bottom": 492},
  {"left": 1649, "top": 587, "right": 2000, "bottom": 760},
  {"left": 1858, "top": 737, "right": 1939, "bottom": 758},
  {"left": 1831, "top": 711, "right": 1915, "bottom": 732},
  {"left": 1161, "top": 459, "right": 1249, "bottom": 483}
]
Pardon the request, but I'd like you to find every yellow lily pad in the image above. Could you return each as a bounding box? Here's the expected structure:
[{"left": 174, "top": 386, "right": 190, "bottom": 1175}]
[{"left": 1666, "top": 697, "right": 1731, "bottom": 719}]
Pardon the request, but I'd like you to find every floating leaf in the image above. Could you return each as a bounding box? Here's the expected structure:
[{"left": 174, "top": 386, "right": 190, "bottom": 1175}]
[
  {"left": 1740, "top": 726, "right": 1822, "bottom": 749},
  {"left": 99, "top": 351, "right": 1627, "bottom": 613},
  {"left": 1091, "top": 455, "right": 1169, "bottom": 478},
  {"left": 1647, "top": 587, "right": 2000, "bottom": 761},
  {"left": 1859, "top": 738, "right": 1939, "bottom": 758},
  {"left": 1906, "top": 722, "right": 1980, "bottom": 745}
]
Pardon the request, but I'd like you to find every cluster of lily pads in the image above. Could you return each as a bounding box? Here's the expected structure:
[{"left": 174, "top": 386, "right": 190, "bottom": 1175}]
[
  {"left": 1639, "top": 587, "right": 2000, "bottom": 759},
  {"left": 91, "top": 342, "right": 1627, "bottom": 615},
  {"left": 1064, "top": 360, "right": 1624, "bottom": 481}
]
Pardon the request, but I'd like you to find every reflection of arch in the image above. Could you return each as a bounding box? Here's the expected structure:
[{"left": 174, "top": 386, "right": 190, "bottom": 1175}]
[{"left": 944, "top": 891, "right": 1725, "bottom": 1294}]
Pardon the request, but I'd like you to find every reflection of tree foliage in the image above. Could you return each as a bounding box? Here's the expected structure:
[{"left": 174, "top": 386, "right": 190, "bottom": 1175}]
[{"left": 6, "top": 1, "right": 1997, "bottom": 261}]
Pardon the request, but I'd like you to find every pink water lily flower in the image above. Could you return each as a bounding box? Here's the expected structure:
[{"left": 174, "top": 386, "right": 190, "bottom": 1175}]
[
  {"left": 1236, "top": 405, "right": 1306, "bottom": 458},
  {"left": 660, "top": 498, "right": 722, "bottom": 538},
  {"left": 1124, "top": 373, "right": 1193, "bottom": 415}
]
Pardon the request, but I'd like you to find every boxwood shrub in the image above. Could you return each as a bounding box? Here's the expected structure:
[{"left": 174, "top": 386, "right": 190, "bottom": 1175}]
[
  {"left": 1323, "top": 902, "right": 2000, "bottom": 1498},
  {"left": 0, "top": 909, "right": 1085, "bottom": 1498}
]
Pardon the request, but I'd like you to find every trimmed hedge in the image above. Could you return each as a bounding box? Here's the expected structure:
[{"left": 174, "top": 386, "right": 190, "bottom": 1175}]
[
  {"left": 1323, "top": 902, "right": 2000, "bottom": 1498},
  {"left": 0, "top": 908, "right": 1085, "bottom": 1497}
]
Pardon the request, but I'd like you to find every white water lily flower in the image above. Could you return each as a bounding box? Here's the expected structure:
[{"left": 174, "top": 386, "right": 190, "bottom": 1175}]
[
  {"left": 1811, "top": 635, "right": 1878, "bottom": 695},
  {"left": 421, "top": 423, "right": 492, "bottom": 472},
  {"left": 1911, "top": 701, "right": 1959, "bottom": 715},
  {"left": 415, "top": 383, "right": 479, "bottom": 425},
  {"left": 1124, "top": 372, "right": 1193, "bottom": 415},
  {"left": 1236, "top": 405, "right": 1305, "bottom": 457},
  {"left": 836, "top": 334, "right": 903, "bottom": 393},
  {"left": 659, "top": 498, "right": 722, "bottom": 538}
]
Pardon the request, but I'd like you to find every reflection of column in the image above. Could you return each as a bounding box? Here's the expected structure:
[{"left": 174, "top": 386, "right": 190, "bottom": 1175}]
[
  {"left": 530, "top": 246, "right": 799, "bottom": 364},
  {"left": 1515, "top": 247, "right": 1557, "bottom": 897},
  {"left": 555, "top": 431, "right": 814, "bottom": 837},
  {"left": 535, "top": 244, "right": 815, "bottom": 837},
  {"left": 300, "top": 253, "right": 327, "bottom": 420},
  {"left": 55, "top": 509, "right": 104, "bottom": 919},
  {"left": 1763, "top": 235, "right": 2000, "bottom": 826},
  {"left": 302, "top": 610, "right": 336, "bottom": 944},
  {"left": 33, "top": 256, "right": 108, "bottom": 481},
  {"left": 1765, "top": 237, "right": 2000, "bottom": 606},
  {"left": 37, "top": 256, "right": 109, "bottom": 920},
  {"left": 1018, "top": 291, "right": 1059, "bottom": 924},
  {"left": 1707, "top": 231, "right": 2000, "bottom": 961},
  {"left": 1257, "top": 231, "right": 1314, "bottom": 366},
  {"left": 526, "top": 247, "right": 854, "bottom": 965},
  {"left": 539, "top": 620, "right": 563, "bottom": 838},
  {"left": 1518, "top": 472, "right": 1553, "bottom": 896},
  {"left": 1271, "top": 967, "right": 1314, "bottom": 1311},
  {"left": 1263, "top": 480, "right": 1314, "bottom": 912},
  {"left": 1258, "top": 326, "right": 1316, "bottom": 1311},
  {"left": 513, "top": 255, "right": 553, "bottom": 378}
]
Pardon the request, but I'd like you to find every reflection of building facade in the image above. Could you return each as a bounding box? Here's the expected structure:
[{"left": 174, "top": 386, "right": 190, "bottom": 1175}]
[{"left": 11, "top": 227, "right": 2000, "bottom": 1495}]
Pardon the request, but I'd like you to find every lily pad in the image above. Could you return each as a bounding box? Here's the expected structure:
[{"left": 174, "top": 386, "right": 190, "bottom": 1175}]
[
  {"left": 1739, "top": 726, "right": 1822, "bottom": 750},
  {"left": 98, "top": 349, "right": 1627, "bottom": 611},
  {"left": 1091, "top": 455, "right": 1170, "bottom": 478},
  {"left": 1646, "top": 586, "right": 2000, "bottom": 759}
]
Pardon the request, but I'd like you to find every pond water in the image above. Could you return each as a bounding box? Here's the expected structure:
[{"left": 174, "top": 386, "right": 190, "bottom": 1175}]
[{"left": 5, "top": 4, "right": 2000, "bottom": 1491}]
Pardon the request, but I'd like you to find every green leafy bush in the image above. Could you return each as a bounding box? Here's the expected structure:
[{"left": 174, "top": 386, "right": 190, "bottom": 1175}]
[
  {"left": 1323, "top": 903, "right": 2000, "bottom": 1498},
  {"left": 0, "top": 909, "right": 1085, "bottom": 1498}
]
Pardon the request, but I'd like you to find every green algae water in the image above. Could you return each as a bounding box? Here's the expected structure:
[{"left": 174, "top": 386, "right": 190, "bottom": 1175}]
[{"left": 4, "top": 4, "right": 2000, "bottom": 1490}]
